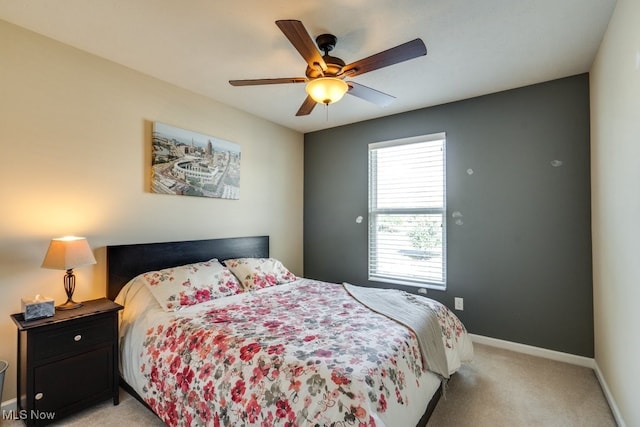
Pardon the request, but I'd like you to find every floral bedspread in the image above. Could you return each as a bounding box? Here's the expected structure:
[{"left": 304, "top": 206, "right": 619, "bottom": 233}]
[{"left": 135, "top": 279, "right": 470, "bottom": 426}]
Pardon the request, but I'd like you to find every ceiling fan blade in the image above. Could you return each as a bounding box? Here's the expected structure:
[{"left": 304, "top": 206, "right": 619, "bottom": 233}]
[
  {"left": 276, "top": 20, "right": 327, "bottom": 72},
  {"left": 341, "top": 38, "right": 427, "bottom": 77},
  {"left": 295, "top": 95, "right": 317, "bottom": 116},
  {"left": 347, "top": 81, "right": 396, "bottom": 107},
  {"left": 229, "top": 77, "right": 306, "bottom": 86}
]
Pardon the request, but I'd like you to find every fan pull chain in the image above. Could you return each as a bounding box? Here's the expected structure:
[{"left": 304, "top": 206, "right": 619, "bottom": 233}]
[{"left": 325, "top": 103, "right": 329, "bottom": 121}]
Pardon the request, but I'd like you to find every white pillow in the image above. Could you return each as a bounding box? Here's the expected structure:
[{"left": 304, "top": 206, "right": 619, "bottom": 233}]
[
  {"left": 224, "top": 258, "right": 296, "bottom": 291},
  {"left": 139, "top": 259, "right": 242, "bottom": 311}
]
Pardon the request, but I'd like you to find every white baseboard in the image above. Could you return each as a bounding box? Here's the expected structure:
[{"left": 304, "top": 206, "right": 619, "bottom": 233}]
[
  {"left": 470, "top": 334, "right": 626, "bottom": 427},
  {"left": 593, "top": 362, "right": 627, "bottom": 427},
  {"left": 470, "top": 333, "right": 595, "bottom": 368},
  {"left": 1, "top": 397, "right": 17, "bottom": 413}
]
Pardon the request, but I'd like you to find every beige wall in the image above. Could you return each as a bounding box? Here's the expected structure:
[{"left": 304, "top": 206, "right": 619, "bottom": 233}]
[
  {"left": 590, "top": 0, "right": 640, "bottom": 425},
  {"left": 0, "top": 20, "right": 303, "bottom": 403}
]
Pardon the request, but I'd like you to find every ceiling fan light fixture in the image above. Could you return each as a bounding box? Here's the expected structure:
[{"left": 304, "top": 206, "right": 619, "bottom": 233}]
[{"left": 306, "top": 77, "right": 349, "bottom": 105}]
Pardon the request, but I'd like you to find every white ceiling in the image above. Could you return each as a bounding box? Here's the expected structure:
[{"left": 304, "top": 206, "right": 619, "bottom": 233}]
[{"left": 0, "top": 0, "right": 616, "bottom": 133}]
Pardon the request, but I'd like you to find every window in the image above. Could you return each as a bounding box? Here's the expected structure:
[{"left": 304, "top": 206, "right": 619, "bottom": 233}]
[{"left": 368, "top": 133, "right": 446, "bottom": 289}]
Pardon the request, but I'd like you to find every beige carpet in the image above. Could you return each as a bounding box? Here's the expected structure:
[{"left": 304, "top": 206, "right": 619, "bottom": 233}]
[
  {"left": 428, "top": 344, "right": 616, "bottom": 427},
  {"left": 1, "top": 343, "right": 616, "bottom": 426}
]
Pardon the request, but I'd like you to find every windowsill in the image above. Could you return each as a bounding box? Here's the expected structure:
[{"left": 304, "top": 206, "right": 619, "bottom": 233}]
[{"left": 368, "top": 275, "right": 446, "bottom": 291}]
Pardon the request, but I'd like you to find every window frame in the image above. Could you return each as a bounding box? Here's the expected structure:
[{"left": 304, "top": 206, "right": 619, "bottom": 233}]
[{"left": 368, "top": 132, "right": 447, "bottom": 290}]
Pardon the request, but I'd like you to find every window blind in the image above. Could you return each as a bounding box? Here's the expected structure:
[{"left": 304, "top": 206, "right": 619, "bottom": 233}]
[{"left": 368, "top": 133, "right": 446, "bottom": 288}]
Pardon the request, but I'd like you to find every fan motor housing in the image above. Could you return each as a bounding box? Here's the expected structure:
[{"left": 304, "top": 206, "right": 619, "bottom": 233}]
[
  {"left": 306, "top": 33, "right": 346, "bottom": 79},
  {"left": 306, "top": 55, "right": 345, "bottom": 79}
]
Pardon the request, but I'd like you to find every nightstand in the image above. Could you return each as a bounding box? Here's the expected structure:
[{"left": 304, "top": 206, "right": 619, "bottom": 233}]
[{"left": 10, "top": 298, "right": 123, "bottom": 426}]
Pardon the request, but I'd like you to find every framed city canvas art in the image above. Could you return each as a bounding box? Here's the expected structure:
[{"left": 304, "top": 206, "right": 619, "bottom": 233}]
[{"left": 151, "top": 122, "right": 241, "bottom": 199}]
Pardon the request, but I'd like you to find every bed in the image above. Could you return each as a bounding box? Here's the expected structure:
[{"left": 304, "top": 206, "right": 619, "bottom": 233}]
[{"left": 107, "top": 236, "right": 473, "bottom": 426}]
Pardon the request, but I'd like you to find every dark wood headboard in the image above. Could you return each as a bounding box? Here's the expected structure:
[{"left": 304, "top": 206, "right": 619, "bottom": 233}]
[{"left": 106, "top": 236, "right": 269, "bottom": 300}]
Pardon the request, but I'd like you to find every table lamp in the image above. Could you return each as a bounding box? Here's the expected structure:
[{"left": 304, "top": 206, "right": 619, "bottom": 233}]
[{"left": 41, "top": 236, "right": 97, "bottom": 310}]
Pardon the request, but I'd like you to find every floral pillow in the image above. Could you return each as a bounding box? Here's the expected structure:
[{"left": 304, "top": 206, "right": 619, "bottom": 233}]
[
  {"left": 139, "top": 259, "right": 242, "bottom": 311},
  {"left": 223, "top": 258, "right": 296, "bottom": 291}
]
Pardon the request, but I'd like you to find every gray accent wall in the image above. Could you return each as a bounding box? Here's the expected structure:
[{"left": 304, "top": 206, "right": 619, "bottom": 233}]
[{"left": 304, "top": 74, "right": 593, "bottom": 357}]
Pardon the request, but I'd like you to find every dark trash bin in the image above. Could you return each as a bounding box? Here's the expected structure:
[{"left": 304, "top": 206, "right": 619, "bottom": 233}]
[{"left": 0, "top": 360, "right": 7, "bottom": 402}]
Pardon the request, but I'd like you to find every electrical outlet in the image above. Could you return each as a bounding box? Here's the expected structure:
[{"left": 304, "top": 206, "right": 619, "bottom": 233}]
[
  {"left": 417, "top": 288, "right": 428, "bottom": 295},
  {"left": 454, "top": 297, "right": 464, "bottom": 311}
]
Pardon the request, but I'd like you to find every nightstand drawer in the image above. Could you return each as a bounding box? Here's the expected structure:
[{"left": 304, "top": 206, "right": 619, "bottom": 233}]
[
  {"left": 33, "top": 346, "right": 114, "bottom": 415},
  {"left": 32, "top": 316, "right": 114, "bottom": 361}
]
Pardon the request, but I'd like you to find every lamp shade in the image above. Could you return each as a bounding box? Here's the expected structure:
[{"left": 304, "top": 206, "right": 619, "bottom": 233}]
[
  {"left": 305, "top": 77, "right": 349, "bottom": 105},
  {"left": 41, "top": 237, "right": 97, "bottom": 270}
]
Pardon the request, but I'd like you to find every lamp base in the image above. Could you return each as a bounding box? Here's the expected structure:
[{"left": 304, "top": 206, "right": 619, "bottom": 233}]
[
  {"left": 57, "top": 269, "right": 83, "bottom": 310},
  {"left": 56, "top": 299, "right": 83, "bottom": 310}
]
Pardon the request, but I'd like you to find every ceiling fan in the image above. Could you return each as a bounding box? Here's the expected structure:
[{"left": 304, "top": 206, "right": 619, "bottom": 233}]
[{"left": 229, "top": 20, "right": 427, "bottom": 116}]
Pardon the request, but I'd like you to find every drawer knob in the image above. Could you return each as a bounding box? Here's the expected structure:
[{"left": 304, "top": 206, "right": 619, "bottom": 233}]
[
  {"left": 74, "top": 334, "right": 82, "bottom": 342},
  {"left": 35, "top": 392, "right": 43, "bottom": 400}
]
